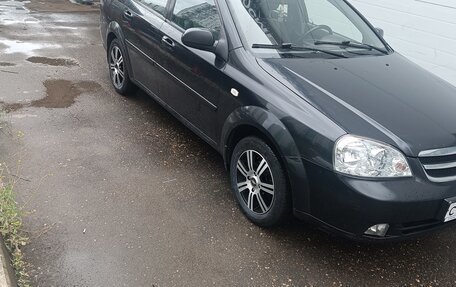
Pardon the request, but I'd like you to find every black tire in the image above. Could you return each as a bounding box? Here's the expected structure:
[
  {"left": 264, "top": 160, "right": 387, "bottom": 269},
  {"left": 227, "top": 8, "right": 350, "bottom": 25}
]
[
  {"left": 108, "top": 39, "right": 136, "bottom": 96},
  {"left": 230, "top": 136, "right": 291, "bottom": 227}
]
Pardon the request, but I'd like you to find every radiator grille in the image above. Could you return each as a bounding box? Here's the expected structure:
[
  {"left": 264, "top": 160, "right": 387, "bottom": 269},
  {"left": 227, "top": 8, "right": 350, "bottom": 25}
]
[{"left": 419, "top": 147, "right": 456, "bottom": 182}]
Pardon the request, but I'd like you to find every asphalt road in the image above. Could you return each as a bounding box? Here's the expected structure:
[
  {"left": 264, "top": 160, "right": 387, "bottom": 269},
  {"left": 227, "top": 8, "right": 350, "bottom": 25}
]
[{"left": 1, "top": 0, "right": 456, "bottom": 286}]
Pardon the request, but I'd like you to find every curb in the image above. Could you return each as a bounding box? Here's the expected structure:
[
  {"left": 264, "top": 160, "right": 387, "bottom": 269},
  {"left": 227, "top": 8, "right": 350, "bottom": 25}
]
[{"left": 0, "top": 236, "right": 16, "bottom": 287}]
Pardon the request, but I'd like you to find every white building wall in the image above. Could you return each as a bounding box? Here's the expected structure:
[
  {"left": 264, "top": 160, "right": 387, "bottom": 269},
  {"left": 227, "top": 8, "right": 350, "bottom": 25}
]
[{"left": 349, "top": 0, "right": 456, "bottom": 87}]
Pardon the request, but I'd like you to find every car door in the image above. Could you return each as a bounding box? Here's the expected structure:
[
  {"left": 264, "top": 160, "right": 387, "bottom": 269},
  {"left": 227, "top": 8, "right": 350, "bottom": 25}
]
[
  {"left": 152, "top": 0, "right": 225, "bottom": 142},
  {"left": 120, "top": 0, "right": 168, "bottom": 97}
]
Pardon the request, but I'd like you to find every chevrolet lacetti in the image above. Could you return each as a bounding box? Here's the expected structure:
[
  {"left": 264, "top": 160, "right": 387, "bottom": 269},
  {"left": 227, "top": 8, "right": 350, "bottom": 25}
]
[{"left": 100, "top": 0, "right": 456, "bottom": 240}]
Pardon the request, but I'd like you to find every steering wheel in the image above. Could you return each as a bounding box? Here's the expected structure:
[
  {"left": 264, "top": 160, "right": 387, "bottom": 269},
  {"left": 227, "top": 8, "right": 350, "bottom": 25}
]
[{"left": 301, "top": 25, "right": 333, "bottom": 40}]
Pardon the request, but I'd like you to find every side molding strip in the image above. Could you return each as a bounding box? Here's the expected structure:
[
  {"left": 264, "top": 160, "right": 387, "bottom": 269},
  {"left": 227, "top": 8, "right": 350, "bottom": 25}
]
[{"left": 126, "top": 40, "right": 218, "bottom": 111}]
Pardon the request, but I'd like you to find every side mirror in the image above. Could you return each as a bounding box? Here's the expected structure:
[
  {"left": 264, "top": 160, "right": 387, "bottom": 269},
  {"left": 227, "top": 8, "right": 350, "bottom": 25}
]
[
  {"left": 182, "top": 28, "right": 216, "bottom": 52},
  {"left": 375, "top": 27, "right": 384, "bottom": 38}
]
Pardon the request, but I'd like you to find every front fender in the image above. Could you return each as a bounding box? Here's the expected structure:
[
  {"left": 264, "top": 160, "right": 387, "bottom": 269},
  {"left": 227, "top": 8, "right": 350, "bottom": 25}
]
[
  {"left": 221, "top": 106, "right": 299, "bottom": 158},
  {"left": 221, "top": 106, "right": 311, "bottom": 213}
]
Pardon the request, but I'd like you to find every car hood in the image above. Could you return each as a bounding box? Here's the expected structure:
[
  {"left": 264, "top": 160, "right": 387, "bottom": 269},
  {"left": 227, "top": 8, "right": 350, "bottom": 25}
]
[{"left": 257, "top": 53, "right": 456, "bottom": 157}]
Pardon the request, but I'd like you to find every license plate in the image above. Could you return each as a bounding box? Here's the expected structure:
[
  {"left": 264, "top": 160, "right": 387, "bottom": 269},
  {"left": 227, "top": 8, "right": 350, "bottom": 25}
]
[{"left": 444, "top": 202, "right": 456, "bottom": 222}]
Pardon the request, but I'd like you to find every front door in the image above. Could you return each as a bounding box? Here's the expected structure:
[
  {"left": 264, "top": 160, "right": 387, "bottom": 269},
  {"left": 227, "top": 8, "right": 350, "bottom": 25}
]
[{"left": 153, "top": 0, "right": 225, "bottom": 142}]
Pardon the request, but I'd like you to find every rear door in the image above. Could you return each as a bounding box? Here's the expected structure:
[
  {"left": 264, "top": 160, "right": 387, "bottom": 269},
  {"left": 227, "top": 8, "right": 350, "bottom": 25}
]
[
  {"left": 153, "top": 0, "right": 225, "bottom": 142},
  {"left": 121, "top": 0, "right": 168, "bottom": 96}
]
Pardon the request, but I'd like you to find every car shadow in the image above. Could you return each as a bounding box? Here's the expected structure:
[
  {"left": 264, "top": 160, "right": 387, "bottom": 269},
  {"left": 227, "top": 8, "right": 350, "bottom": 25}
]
[
  {"left": 127, "top": 88, "right": 456, "bottom": 284},
  {"left": 268, "top": 218, "right": 456, "bottom": 283}
]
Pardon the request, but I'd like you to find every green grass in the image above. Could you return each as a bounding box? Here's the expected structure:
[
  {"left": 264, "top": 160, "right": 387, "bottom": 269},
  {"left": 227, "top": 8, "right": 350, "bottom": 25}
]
[{"left": 0, "top": 178, "right": 30, "bottom": 287}]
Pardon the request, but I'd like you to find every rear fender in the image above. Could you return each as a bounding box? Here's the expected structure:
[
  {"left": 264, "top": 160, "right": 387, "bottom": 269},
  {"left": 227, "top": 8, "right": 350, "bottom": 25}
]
[{"left": 106, "top": 22, "right": 134, "bottom": 79}]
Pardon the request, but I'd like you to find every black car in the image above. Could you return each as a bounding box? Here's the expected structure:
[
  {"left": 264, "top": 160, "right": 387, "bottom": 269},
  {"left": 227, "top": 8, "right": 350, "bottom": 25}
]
[{"left": 100, "top": 0, "right": 456, "bottom": 240}]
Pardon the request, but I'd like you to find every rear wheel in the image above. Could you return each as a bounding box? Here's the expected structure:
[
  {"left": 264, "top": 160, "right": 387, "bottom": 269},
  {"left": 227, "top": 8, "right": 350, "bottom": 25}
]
[
  {"left": 108, "top": 39, "right": 136, "bottom": 96},
  {"left": 230, "top": 137, "right": 291, "bottom": 227}
]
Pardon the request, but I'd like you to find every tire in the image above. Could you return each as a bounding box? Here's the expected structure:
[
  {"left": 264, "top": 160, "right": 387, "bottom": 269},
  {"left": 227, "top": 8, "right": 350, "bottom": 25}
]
[
  {"left": 230, "top": 136, "right": 291, "bottom": 227},
  {"left": 108, "top": 39, "right": 136, "bottom": 96}
]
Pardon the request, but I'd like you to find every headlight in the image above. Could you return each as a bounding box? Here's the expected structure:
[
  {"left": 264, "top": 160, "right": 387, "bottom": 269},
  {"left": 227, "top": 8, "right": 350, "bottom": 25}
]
[{"left": 334, "top": 135, "right": 412, "bottom": 178}]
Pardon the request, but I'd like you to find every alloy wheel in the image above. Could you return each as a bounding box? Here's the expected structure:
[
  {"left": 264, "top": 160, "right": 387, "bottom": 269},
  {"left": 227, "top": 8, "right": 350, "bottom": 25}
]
[
  {"left": 110, "top": 46, "right": 124, "bottom": 89},
  {"left": 236, "top": 150, "right": 275, "bottom": 214}
]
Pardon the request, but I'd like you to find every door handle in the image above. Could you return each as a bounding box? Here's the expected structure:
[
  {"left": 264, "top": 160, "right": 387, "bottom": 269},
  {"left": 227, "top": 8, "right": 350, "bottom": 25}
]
[
  {"left": 124, "top": 10, "right": 133, "bottom": 18},
  {"left": 161, "top": 36, "right": 175, "bottom": 49}
]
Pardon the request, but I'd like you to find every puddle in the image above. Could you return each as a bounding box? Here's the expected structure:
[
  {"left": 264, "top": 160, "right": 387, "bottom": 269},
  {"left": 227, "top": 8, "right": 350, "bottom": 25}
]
[
  {"left": 51, "top": 26, "right": 79, "bottom": 30},
  {"left": 0, "top": 102, "right": 23, "bottom": 113},
  {"left": 32, "top": 79, "right": 101, "bottom": 108},
  {"left": 0, "top": 62, "right": 15, "bottom": 67},
  {"left": 69, "top": 0, "right": 94, "bottom": 5},
  {"left": 26, "top": 0, "right": 98, "bottom": 12},
  {"left": 0, "top": 18, "right": 39, "bottom": 25},
  {"left": 26, "top": 56, "right": 79, "bottom": 67},
  {"left": 0, "top": 69, "right": 18, "bottom": 75},
  {"left": 0, "top": 1, "right": 34, "bottom": 24},
  {"left": 0, "top": 79, "right": 101, "bottom": 112},
  {"left": 0, "top": 39, "right": 60, "bottom": 55}
]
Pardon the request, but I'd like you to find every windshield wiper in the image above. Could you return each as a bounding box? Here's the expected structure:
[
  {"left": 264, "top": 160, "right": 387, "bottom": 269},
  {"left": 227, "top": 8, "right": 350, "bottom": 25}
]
[
  {"left": 314, "top": 40, "right": 388, "bottom": 55},
  {"left": 252, "top": 43, "right": 348, "bottom": 58}
]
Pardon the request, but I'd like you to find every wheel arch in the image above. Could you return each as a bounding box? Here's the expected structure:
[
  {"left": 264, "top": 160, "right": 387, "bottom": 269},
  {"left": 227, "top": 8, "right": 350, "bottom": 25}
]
[
  {"left": 221, "top": 106, "right": 311, "bottom": 213},
  {"left": 105, "top": 22, "right": 134, "bottom": 79},
  {"left": 106, "top": 31, "right": 117, "bottom": 54},
  {"left": 106, "top": 21, "right": 125, "bottom": 50}
]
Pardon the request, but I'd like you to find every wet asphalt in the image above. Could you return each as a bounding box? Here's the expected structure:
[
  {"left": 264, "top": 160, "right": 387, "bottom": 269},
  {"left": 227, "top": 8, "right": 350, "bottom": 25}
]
[{"left": 1, "top": 0, "right": 456, "bottom": 286}]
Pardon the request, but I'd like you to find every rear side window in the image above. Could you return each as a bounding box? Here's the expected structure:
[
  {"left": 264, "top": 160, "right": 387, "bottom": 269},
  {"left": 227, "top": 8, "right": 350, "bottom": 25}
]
[
  {"left": 172, "top": 0, "right": 222, "bottom": 39},
  {"left": 137, "top": 0, "right": 167, "bottom": 16}
]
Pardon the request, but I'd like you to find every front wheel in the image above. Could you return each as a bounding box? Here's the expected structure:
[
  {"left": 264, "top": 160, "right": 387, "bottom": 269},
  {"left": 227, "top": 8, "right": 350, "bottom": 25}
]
[{"left": 230, "top": 137, "right": 291, "bottom": 227}]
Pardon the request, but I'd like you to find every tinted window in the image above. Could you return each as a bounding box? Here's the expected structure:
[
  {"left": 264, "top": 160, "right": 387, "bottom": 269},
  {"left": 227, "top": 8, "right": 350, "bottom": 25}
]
[
  {"left": 137, "top": 0, "right": 167, "bottom": 16},
  {"left": 172, "top": 0, "right": 222, "bottom": 39}
]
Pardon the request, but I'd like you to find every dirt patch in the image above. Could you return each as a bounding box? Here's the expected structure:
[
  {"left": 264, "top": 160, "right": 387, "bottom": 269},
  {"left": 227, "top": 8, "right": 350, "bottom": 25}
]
[
  {"left": 0, "top": 62, "right": 16, "bottom": 67},
  {"left": 26, "top": 56, "right": 79, "bottom": 67},
  {"left": 26, "top": 0, "right": 99, "bottom": 12},
  {"left": 31, "top": 79, "right": 101, "bottom": 108},
  {"left": 0, "top": 79, "right": 101, "bottom": 112}
]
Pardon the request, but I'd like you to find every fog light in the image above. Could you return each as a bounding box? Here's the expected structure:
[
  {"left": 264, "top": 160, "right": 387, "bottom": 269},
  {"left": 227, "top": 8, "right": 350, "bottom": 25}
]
[{"left": 364, "top": 224, "right": 389, "bottom": 237}]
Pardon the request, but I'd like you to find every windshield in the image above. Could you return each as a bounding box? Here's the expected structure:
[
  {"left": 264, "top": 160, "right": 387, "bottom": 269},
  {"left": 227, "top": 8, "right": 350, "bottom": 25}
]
[{"left": 226, "top": 0, "right": 389, "bottom": 58}]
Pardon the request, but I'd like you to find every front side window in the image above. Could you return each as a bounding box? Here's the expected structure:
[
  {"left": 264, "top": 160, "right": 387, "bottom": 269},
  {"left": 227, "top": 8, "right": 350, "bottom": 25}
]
[
  {"left": 137, "top": 0, "right": 167, "bottom": 16},
  {"left": 172, "top": 0, "right": 222, "bottom": 39},
  {"left": 227, "top": 0, "right": 387, "bottom": 57}
]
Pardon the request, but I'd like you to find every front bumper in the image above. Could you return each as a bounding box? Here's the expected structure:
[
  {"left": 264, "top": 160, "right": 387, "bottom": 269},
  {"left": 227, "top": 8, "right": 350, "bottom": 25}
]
[{"left": 297, "top": 158, "right": 456, "bottom": 240}]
